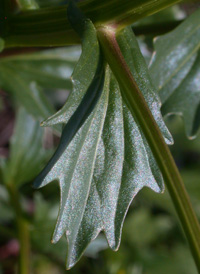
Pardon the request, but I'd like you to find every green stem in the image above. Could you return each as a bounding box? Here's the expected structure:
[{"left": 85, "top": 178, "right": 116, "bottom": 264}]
[
  {"left": 6, "top": 184, "right": 30, "bottom": 274},
  {"left": 3, "top": 0, "right": 185, "bottom": 47},
  {"left": 97, "top": 25, "right": 200, "bottom": 272}
]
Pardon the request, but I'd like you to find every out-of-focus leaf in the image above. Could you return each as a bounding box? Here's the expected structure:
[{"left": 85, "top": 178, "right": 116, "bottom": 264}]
[
  {"left": 147, "top": 244, "right": 198, "bottom": 274},
  {"left": 123, "top": 208, "right": 173, "bottom": 247},
  {"left": 161, "top": 52, "right": 200, "bottom": 138},
  {"left": 0, "top": 47, "right": 80, "bottom": 90},
  {"left": 1, "top": 107, "right": 51, "bottom": 186},
  {"left": 36, "top": 0, "right": 66, "bottom": 7},
  {"left": 133, "top": 5, "right": 185, "bottom": 27},
  {"left": 31, "top": 193, "right": 67, "bottom": 261},
  {"left": 149, "top": 8, "right": 200, "bottom": 137},
  {"left": 0, "top": 47, "right": 80, "bottom": 119},
  {"left": 33, "top": 4, "right": 172, "bottom": 268},
  {"left": 0, "top": 185, "right": 13, "bottom": 222},
  {"left": 17, "top": 0, "right": 39, "bottom": 10},
  {"left": 0, "top": 38, "right": 4, "bottom": 52},
  {"left": 0, "top": 70, "right": 54, "bottom": 120}
]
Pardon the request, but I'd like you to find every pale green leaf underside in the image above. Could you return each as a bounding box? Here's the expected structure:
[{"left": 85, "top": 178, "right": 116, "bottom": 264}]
[
  {"left": 150, "top": 8, "right": 200, "bottom": 137},
  {"left": 117, "top": 26, "right": 173, "bottom": 146},
  {"left": 34, "top": 9, "right": 172, "bottom": 269},
  {"left": 36, "top": 67, "right": 165, "bottom": 269}
]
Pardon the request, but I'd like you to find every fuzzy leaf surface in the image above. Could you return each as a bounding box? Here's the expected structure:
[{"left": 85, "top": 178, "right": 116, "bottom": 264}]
[
  {"left": 149, "top": 8, "right": 200, "bottom": 137},
  {"left": 34, "top": 5, "right": 173, "bottom": 268}
]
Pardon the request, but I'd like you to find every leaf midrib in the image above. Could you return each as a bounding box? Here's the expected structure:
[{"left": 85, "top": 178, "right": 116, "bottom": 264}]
[{"left": 66, "top": 85, "right": 109, "bottom": 253}]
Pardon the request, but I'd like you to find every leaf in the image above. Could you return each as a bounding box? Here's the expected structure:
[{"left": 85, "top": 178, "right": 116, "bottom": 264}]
[
  {"left": 17, "top": 0, "right": 39, "bottom": 10},
  {"left": 0, "top": 47, "right": 80, "bottom": 119},
  {"left": 34, "top": 3, "right": 173, "bottom": 269},
  {"left": 1, "top": 107, "right": 50, "bottom": 186},
  {"left": 116, "top": 26, "right": 173, "bottom": 145},
  {"left": 149, "top": 8, "right": 200, "bottom": 137},
  {"left": 31, "top": 193, "right": 67, "bottom": 262},
  {"left": 0, "top": 69, "right": 53, "bottom": 120},
  {"left": 161, "top": 52, "right": 200, "bottom": 138},
  {"left": 0, "top": 47, "right": 80, "bottom": 90},
  {"left": 36, "top": 0, "right": 66, "bottom": 8},
  {"left": 0, "top": 38, "right": 4, "bottom": 52},
  {"left": 0, "top": 185, "right": 14, "bottom": 222},
  {"left": 133, "top": 5, "right": 185, "bottom": 28}
]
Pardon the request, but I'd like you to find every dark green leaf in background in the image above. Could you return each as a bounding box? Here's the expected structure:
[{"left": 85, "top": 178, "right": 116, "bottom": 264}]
[
  {"left": 0, "top": 47, "right": 79, "bottom": 90},
  {"left": 0, "top": 69, "right": 54, "bottom": 120},
  {"left": 0, "top": 47, "right": 80, "bottom": 120},
  {"left": 149, "top": 8, "right": 200, "bottom": 138},
  {"left": 133, "top": 5, "right": 185, "bottom": 30},
  {"left": 1, "top": 107, "right": 50, "bottom": 187},
  {"left": 34, "top": 4, "right": 173, "bottom": 268},
  {"left": 0, "top": 185, "right": 14, "bottom": 222},
  {"left": 162, "top": 52, "right": 200, "bottom": 139},
  {"left": 0, "top": 38, "right": 4, "bottom": 52},
  {"left": 35, "top": 0, "right": 66, "bottom": 8},
  {"left": 17, "top": 0, "right": 39, "bottom": 10}
]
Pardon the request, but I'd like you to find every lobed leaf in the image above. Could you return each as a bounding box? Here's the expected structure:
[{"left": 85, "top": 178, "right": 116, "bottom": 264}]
[
  {"left": 149, "top": 8, "right": 200, "bottom": 137},
  {"left": 162, "top": 52, "right": 200, "bottom": 138},
  {"left": 117, "top": 26, "right": 173, "bottom": 145},
  {"left": 34, "top": 4, "right": 173, "bottom": 268}
]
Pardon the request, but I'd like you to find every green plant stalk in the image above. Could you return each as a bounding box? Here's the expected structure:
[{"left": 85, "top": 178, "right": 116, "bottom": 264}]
[
  {"left": 6, "top": 184, "right": 30, "bottom": 274},
  {"left": 3, "top": 0, "right": 185, "bottom": 47},
  {"left": 97, "top": 25, "right": 200, "bottom": 272}
]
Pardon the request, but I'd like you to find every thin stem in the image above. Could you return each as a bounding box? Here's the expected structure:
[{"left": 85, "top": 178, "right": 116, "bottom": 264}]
[
  {"left": 3, "top": 0, "right": 185, "bottom": 47},
  {"left": 97, "top": 25, "right": 200, "bottom": 272},
  {"left": 6, "top": 184, "right": 30, "bottom": 274}
]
